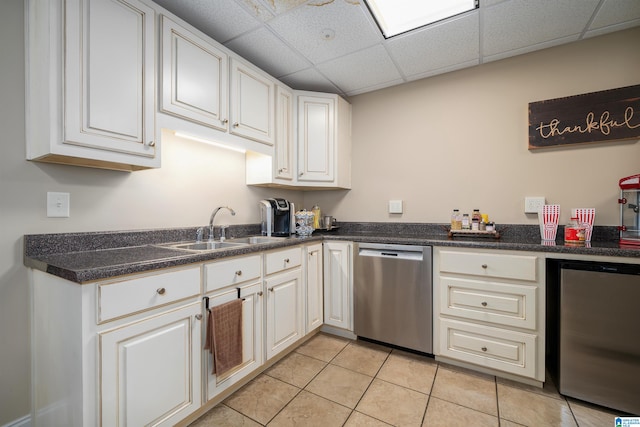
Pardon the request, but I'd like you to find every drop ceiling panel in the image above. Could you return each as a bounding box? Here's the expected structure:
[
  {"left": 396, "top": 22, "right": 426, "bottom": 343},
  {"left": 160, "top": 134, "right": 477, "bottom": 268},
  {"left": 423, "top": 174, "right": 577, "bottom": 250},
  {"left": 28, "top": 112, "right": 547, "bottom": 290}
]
[
  {"left": 590, "top": 0, "right": 640, "bottom": 29},
  {"left": 279, "top": 68, "right": 341, "bottom": 94},
  {"left": 267, "top": 0, "right": 381, "bottom": 64},
  {"left": 482, "top": 0, "right": 601, "bottom": 57},
  {"left": 154, "top": 0, "right": 264, "bottom": 43},
  {"left": 316, "top": 44, "right": 403, "bottom": 95},
  {"left": 225, "top": 27, "right": 311, "bottom": 78},
  {"left": 387, "top": 13, "right": 479, "bottom": 78}
]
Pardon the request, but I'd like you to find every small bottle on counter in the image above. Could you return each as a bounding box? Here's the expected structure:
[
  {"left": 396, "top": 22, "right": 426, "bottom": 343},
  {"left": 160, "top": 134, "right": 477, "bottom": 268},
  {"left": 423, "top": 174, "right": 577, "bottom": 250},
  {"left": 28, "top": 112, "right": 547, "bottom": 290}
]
[
  {"left": 312, "top": 204, "right": 321, "bottom": 229},
  {"left": 461, "top": 213, "right": 471, "bottom": 230},
  {"left": 451, "top": 209, "right": 462, "bottom": 230}
]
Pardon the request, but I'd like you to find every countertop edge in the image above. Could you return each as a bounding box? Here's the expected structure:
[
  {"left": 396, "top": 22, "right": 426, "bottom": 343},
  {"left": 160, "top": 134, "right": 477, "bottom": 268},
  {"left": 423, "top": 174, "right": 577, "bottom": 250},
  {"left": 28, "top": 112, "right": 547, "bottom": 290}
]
[{"left": 24, "top": 232, "right": 639, "bottom": 284}]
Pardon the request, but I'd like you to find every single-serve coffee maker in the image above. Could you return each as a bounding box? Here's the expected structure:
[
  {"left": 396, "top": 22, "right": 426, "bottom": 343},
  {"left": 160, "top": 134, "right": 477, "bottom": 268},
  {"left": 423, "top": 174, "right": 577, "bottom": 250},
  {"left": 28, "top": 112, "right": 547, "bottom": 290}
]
[{"left": 260, "top": 198, "right": 295, "bottom": 236}]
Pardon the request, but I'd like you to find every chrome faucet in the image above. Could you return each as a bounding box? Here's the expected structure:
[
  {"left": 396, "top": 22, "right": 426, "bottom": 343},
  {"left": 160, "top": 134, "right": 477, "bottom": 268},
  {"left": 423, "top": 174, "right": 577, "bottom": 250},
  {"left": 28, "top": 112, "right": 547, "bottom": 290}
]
[{"left": 209, "top": 206, "right": 236, "bottom": 242}]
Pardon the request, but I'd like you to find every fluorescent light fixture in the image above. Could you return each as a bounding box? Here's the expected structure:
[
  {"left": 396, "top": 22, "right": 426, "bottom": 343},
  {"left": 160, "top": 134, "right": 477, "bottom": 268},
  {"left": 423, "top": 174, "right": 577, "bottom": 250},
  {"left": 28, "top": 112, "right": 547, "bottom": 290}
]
[
  {"left": 174, "top": 132, "right": 246, "bottom": 153},
  {"left": 365, "top": 0, "right": 478, "bottom": 38}
]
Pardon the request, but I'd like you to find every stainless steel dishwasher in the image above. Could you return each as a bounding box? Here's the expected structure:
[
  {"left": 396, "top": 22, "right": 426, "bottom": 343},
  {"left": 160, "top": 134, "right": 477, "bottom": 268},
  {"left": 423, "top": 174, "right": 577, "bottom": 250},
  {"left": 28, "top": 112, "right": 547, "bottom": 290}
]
[{"left": 354, "top": 243, "right": 433, "bottom": 354}]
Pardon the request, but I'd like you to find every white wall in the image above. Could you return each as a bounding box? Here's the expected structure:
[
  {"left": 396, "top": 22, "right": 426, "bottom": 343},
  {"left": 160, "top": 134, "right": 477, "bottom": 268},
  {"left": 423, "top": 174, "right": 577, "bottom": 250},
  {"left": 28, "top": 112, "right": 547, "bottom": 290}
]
[
  {"left": 0, "top": 1, "right": 302, "bottom": 424},
  {"left": 310, "top": 27, "right": 640, "bottom": 227}
]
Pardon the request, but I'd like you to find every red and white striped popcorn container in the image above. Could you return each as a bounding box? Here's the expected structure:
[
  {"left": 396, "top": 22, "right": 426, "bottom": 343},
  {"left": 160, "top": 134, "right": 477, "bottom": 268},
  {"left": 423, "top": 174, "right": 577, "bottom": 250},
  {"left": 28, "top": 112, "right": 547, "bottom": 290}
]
[
  {"left": 572, "top": 208, "right": 595, "bottom": 242},
  {"left": 538, "top": 204, "right": 560, "bottom": 241}
]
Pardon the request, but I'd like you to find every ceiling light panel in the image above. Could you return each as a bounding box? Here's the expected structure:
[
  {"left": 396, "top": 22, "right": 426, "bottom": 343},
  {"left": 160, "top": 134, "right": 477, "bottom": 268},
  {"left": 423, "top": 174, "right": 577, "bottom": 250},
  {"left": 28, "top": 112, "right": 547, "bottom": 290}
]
[{"left": 366, "top": 0, "right": 478, "bottom": 38}]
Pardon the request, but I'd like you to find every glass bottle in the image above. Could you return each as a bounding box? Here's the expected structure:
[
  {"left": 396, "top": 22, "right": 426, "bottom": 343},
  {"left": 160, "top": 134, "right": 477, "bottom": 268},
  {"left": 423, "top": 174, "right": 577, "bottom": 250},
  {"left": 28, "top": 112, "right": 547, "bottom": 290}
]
[
  {"left": 451, "top": 209, "right": 462, "bottom": 230},
  {"left": 312, "top": 204, "right": 321, "bottom": 229},
  {"left": 461, "top": 213, "right": 471, "bottom": 230}
]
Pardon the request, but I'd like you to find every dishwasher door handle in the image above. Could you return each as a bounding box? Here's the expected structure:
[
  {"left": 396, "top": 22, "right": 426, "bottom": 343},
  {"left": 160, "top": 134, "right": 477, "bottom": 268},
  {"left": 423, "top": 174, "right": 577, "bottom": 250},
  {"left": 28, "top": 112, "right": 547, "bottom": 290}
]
[
  {"left": 380, "top": 252, "right": 398, "bottom": 257},
  {"left": 359, "top": 248, "right": 423, "bottom": 261}
]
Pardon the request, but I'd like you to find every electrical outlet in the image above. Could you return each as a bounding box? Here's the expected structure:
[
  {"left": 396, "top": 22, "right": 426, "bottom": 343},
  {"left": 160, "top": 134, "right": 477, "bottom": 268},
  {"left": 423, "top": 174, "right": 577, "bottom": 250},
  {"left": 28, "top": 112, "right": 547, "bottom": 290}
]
[
  {"left": 47, "top": 192, "right": 70, "bottom": 217},
  {"left": 524, "top": 197, "right": 545, "bottom": 214}
]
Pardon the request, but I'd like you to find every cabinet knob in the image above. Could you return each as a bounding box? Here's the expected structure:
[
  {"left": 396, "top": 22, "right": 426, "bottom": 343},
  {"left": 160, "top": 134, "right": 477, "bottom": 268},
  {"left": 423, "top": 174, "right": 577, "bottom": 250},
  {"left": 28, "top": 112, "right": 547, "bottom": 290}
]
[
  {"left": 235, "top": 270, "right": 242, "bottom": 276},
  {"left": 222, "top": 118, "right": 228, "bottom": 124},
  {"left": 268, "top": 287, "right": 274, "bottom": 292},
  {"left": 257, "top": 291, "right": 263, "bottom": 297},
  {"left": 156, "top": 287, "right": 166, "bottom": 295},
  {"left": 481, "top": 346, "right": 488, "bottom": 352},
  {"left": 148, "top": 140, "right": 155, "bottom": 147},
  {"left": 195, "top": 314, "right": 203, "bottom": 320},
  {"left": 481, "top": 264, "right": 488, "bottom": 269},
  {"left": 233, "top": 122, "right": 239, "bottom": 128},
  {"left": 299, "top": 172, "right": 304, "bottom": 176},
  {"left": 284, "top": 258, "right": 290, "bottom": 263},
  {"left": 481, "top": 301, "right": 488, "bottom": 307}
]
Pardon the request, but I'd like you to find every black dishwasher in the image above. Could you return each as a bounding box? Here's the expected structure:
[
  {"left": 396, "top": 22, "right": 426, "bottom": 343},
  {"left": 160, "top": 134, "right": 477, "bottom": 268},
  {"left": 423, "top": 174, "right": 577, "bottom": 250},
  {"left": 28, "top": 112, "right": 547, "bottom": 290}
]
[{"left": 547, "top": 259, "right": 640, "bottom": 415}]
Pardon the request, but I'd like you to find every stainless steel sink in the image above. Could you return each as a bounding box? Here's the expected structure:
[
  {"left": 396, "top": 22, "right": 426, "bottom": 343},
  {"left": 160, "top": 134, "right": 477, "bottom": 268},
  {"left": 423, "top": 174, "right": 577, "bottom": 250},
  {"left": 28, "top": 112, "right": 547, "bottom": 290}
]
[
  {"left": 227, "top": 236, "right": 286, "bottom": 244},
  {"left": 164, "top": 241, "right": 247, "bottom": 252}
]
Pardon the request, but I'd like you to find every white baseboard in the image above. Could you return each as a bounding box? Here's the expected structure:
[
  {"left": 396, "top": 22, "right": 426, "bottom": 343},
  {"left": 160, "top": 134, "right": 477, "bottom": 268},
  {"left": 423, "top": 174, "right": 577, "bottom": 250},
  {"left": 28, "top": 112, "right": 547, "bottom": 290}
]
[{"left": 1, "top": 415, "right": 31, "bottom": 427}]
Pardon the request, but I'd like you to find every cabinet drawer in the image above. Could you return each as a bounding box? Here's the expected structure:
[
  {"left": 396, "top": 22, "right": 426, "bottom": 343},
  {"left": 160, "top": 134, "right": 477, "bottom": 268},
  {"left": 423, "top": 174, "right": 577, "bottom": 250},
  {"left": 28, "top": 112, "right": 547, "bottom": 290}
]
[
  {"left": 205, "top": 255, "right": 261, "bottom": 292},
  {"left": 440, "top": 277, "right": 537, "bottom": 329},
  {"left": 98, "top": 267, "right": 201, "bottom": 323},
  {"left": 439, "top": 250, "right": 538, "bottom": 281},
  {"left": 439, "top": 318, "right": 537, "bottom": 379},
  {"left": 265, "top": 247, "right": 302, "bottom": 275}
]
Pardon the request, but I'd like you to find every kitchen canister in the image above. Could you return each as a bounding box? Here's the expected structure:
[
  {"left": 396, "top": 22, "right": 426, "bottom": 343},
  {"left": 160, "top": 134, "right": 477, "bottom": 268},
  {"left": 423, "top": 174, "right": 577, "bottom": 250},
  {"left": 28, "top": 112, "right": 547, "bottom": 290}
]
[{"left": 295, "top": 210, "right": 315, "bottom": 236}]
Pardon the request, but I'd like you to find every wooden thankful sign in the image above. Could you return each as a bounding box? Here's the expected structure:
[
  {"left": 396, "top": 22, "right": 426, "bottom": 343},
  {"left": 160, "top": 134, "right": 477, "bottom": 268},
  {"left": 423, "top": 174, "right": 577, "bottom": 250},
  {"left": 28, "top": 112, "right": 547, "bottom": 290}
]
[{"left": 528, "top": 84, "right": 640, "bottom": 149}]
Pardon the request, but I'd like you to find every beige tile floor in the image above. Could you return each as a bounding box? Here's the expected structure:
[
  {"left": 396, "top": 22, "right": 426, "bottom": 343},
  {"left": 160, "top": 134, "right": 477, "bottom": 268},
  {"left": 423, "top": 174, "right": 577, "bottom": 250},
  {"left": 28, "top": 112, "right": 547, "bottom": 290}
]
[{"left": 190, "top": 333, "right": 623, "bottom": 427}]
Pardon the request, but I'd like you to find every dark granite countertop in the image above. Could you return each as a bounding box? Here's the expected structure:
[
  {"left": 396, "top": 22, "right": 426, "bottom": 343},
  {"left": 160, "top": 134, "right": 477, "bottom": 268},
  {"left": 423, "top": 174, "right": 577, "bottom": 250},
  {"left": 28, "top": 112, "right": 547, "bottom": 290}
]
[{"left": 24, "top": 223, "right": 639, "bottom": 284}]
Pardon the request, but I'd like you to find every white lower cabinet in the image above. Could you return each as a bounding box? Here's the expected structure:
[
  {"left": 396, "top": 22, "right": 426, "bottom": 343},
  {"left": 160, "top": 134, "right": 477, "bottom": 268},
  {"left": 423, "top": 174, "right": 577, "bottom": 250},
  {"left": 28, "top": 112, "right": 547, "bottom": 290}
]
[
  {"left": 264, "top": 247, "right": 304, "bottom": 360},
  {"left": 203, "top": 254, "right": 264, "bottom": 400},
  {"left": 433, "top": 247, "right": 545, "bottom": 383},
  {"left": 204, "top": 282, "right": 264, "bottom": 400},
  {"left": 305, "top": 243, "right": 324, "bottom": 334},
  {"left": 30, "top": 266, "right": 202, "bottom": 427},
  {"left": 323, "top": 241, "right": 353, "bottom": 332},
  {"left": 30, "top": 242, "right": 327, "bottom": 426},
  {"left": 100, "top": 302, "right": 202, "bottom": 426}
]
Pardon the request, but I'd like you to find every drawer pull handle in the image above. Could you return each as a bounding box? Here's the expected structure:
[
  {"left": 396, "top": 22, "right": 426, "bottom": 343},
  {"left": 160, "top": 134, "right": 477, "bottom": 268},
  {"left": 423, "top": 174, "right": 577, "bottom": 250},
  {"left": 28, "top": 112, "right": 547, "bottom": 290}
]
[
  {"left": 481, "top": 302, "right": 488, "bottom": 307},
  {"left": 235, "top": 270, "right": 242, "bottom": 276},
  {"left": 481, "top": 264, "right": 488, "bottom": 269},
  {"left": 195, "top": 314, "right": 203, "bottom": 320},
  {"left": 156, "top": 287, "right": 166, "bottom": 295},
  {"left": 481, "top": 346, "right": 488, "bottom": 352}
]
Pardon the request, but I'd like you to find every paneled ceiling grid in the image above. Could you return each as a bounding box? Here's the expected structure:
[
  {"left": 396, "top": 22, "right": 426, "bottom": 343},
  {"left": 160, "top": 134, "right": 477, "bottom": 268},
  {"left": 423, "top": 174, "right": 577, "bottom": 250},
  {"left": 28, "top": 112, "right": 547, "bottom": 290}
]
[{"left": 153, "top": 0, "right": 640, "bottom": 97}]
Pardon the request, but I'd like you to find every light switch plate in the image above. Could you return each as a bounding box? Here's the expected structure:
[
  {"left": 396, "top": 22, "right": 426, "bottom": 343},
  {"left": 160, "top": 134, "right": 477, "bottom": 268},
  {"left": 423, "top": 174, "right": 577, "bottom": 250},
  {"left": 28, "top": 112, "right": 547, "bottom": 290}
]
[
  {"left": 524, "top": 197, "right": 545, "bottom": 214},
  {"left": 389, "top": 200, "right": 403, "bottom": 214},
  {"left": 47, "top": 192, "right": 70, "bottom": 217}
]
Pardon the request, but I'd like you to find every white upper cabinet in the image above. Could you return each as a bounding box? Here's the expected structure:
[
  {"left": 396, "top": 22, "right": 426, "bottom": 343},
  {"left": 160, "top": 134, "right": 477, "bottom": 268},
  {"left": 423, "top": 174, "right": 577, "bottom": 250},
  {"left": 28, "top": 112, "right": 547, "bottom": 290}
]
[
  {"left": 161, "top": 15, "right": 228, "bottom": 131},
  {"left": 274, "top": 85, "right": 295, "bottom": 182},
  {"left": 246, "top": 91, "right": 352, "bottom": 189},
  {"left": 298, "top": 94, "right": 334, "bottom": 182},
  {"left": 229, "top": 58, "right": 276, "bottom": 146},
  {"left": 26, "top": 0, "right": 158, "bottom": 171}
]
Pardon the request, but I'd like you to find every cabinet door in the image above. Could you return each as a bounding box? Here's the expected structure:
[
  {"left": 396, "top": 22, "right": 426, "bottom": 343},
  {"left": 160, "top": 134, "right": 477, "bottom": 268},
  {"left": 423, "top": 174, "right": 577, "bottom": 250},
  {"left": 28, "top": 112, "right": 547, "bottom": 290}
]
[
  {"left": 65, "top": 0, "right": 156, "bottom": 157},
  {"left": 161, "top": 15, "right": 228, "bottom": 131},
  {"left": 205, "top": 282, "right": 264, "bottom": 401},
  {"left": 323, "top": 241, "right": 353, "bottom": 331},
  {"left": 100, "top": 302, "right": 202, "bottom": 427},
  {"left": 265, "top": 268, "right": 303, "bottom": 360},
  {"left": 275, "top": 85, "right": 294, "bottom": 181},
  {"left": 229, "top": 58, "right": 275, "bottom": 145},
  {"left": 298, "top": 95, "right": 335, "bottom": 182},
  {"left": 306, "top": 243, "right": 324, "bottom": 333}
]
